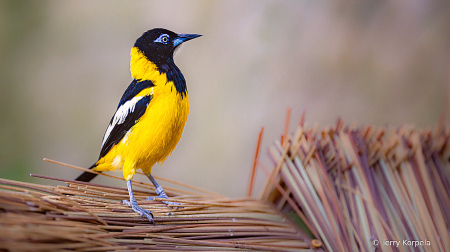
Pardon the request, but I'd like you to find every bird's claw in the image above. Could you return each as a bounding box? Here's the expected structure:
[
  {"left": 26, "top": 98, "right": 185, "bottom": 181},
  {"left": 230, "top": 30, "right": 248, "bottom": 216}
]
[
  {"left": 122, "top": 199, "right": 154, "bottom": 223},
  {"left": 121, "top": 199, "right": 132, "bottom": 206},
  {"left": 146, "top": 186, "right": 182, "bottom": 209},
  {"left": 145, "top": 195, "right": 182, "bottom": 208}
]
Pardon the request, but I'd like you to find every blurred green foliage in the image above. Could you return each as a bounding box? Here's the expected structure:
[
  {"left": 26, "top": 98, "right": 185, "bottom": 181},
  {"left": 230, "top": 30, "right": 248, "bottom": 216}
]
[{"left": 0, "top": 0, "right": 46, "bottom": 181}]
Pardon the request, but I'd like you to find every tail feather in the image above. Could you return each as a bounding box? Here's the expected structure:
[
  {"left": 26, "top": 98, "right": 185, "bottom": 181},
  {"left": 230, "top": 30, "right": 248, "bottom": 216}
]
[{"left": 75, "top": 164, "right": 100, "bottom": 182}]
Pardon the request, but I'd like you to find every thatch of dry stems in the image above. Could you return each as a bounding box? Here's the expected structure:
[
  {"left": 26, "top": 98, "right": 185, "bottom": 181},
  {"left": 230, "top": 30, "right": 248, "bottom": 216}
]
[
  {"left": 259, "top": 114, "right": 450, "bottom": 252},
  {"left": 0, "top": 160, "right": 313, "bottom": 252}
]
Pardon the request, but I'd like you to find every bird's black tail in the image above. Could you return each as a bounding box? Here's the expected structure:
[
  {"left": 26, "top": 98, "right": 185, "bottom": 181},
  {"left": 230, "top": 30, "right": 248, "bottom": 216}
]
[{"left": 75, "top": 164, "right": 100, "bottom": 182}]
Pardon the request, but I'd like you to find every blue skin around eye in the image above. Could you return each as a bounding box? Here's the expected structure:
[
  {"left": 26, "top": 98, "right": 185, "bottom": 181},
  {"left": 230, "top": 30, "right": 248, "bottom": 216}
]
[{"left": 154, "top": 34, "right": 170, "bottom": 44}]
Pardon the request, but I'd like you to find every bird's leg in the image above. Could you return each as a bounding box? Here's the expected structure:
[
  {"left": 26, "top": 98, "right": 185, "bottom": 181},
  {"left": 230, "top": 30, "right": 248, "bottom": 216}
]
[
  {"left": 145, "top": 174, "right": 181, "bottom": 207},
  {"left": 147, "top": 173, "right": 168, "bottom": 199},
  {"left": 122, "top": 180, "right": 154, "bottom": 222}
]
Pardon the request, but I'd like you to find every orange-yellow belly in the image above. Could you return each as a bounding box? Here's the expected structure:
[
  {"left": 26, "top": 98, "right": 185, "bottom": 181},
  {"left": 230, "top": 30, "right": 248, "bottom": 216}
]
[{"left": 94, "top": 82, "right": 189, "bottom": 181}]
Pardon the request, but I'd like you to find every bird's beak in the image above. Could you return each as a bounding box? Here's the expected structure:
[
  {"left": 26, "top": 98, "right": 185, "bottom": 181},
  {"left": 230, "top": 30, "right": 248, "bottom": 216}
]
[{"left": 173, "top": 33, "right": 202, "bottom": 47}]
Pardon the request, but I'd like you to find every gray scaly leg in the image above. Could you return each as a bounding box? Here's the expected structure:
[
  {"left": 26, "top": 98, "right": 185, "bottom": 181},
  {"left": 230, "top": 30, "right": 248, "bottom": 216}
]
[
  {"left": 122, "top": 180, "right": 154, "bottom": 222},
  {"left": 146, "top": 174, "right": 181, "bottom": 207}
]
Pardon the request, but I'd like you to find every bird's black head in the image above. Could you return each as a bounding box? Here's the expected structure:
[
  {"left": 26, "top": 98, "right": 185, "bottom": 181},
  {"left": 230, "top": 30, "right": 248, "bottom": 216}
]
[{"left": 134, "top": 28, "right": 201, "bottom": 64}]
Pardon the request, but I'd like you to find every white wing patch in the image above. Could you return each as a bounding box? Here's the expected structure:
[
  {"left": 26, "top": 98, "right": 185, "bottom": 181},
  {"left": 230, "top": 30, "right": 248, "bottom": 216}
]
[
  {"left": 101, "top": 95, "right": 144, "bottom": 149},
  {"left": 111, "top": 155, "right": 122, "bottom": 169}
]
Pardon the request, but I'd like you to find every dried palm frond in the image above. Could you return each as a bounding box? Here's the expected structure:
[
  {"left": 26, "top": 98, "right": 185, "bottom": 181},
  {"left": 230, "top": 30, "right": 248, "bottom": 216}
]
[
  {"left": 0, "top": 159, "right": 313, "bottom": 251},
  {"left": 258, "top": 112, "right": 450, "bottom": 252}
]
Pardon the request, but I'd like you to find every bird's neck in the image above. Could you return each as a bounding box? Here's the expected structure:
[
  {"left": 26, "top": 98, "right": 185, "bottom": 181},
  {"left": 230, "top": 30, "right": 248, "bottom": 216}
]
[
  {"left": 130, "top": 47, "right": 187, "bottom": 97},
  {"left": 130, "top": 46, "right": 161, "bottom": 81}
]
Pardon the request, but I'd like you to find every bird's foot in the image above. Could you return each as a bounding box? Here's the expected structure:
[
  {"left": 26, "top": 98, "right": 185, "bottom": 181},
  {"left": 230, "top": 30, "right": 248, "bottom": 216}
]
[
  {"left": 122, "top": 199, "right": 154, "bottom": 223},
  {"left": 146, "top": 186, "right": 182, "bottom": 208}
]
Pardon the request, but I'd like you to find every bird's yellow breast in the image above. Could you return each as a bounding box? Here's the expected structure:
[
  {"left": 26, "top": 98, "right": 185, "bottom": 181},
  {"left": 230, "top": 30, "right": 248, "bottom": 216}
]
[
  {"left": 94, "top": 47, "right": 189, "bottom": 180},
  {"left": 124, "top": 80, "right": 189, "bottom": 176}
]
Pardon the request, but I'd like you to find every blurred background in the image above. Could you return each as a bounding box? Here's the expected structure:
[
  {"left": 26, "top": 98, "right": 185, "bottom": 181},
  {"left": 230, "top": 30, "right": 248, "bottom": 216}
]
[{"left": 0, "top": 0, "right": 449, "bottom": 197}]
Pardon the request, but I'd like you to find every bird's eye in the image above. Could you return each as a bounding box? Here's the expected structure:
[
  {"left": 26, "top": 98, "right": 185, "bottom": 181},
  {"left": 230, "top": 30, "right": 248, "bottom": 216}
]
[{"left": 154, "top": 34, "right": 170, "bottom": 44}]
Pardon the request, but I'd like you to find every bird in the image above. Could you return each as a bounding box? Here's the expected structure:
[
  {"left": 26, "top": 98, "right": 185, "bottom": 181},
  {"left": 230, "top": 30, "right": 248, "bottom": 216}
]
[{"left": 75, "top": 28, "right": 201, "bottom": 222}]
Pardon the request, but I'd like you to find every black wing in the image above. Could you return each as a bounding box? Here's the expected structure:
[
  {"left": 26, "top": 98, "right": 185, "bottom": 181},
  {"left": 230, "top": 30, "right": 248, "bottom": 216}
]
[
  {"left": 118, "top": 79, "right": 154, "bottom": 108},
  {"left": 98, "top": 80, "right": 154, "bottom": 159}
]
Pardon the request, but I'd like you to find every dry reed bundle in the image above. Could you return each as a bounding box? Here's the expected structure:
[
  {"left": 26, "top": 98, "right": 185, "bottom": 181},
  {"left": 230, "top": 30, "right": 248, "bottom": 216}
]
[
  {"left": 0, "top": 159, "right": 313, "bottom": 251},
  {"left": 257, "top": 112, "right": 450, "bottom": 252}
]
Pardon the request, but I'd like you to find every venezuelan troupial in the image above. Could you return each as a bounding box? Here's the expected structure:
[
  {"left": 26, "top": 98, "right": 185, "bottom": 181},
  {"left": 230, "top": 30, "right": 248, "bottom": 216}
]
[{"left": 75, "top": 28, "right": 201, "bottom": 222}]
